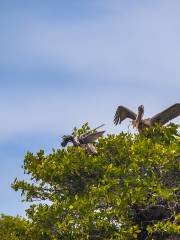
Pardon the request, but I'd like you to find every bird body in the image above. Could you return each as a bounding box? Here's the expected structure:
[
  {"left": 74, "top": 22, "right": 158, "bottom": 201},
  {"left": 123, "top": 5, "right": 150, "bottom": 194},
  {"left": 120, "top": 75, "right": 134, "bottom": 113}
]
[
  {"left": 114, "top": 103, "right": 180, "bottom": 133},
  {"left": 80, "top": 143, "right": 98, "bottom": 155},
  {"left": 61, "top": 125, "right": 105, "bottom": 154}
]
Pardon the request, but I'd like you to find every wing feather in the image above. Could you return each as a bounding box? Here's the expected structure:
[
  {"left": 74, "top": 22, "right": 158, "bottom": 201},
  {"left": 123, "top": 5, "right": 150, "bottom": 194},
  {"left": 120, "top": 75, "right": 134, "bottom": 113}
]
[
  {"left": 151, "top": 103, "right": 180, "bottom": 125},
  {"left": 114, "top": 106, "right": 137, "bottom": 125},
  {"left": 79, "top": 131, "right": 105, "bottom": 144}
]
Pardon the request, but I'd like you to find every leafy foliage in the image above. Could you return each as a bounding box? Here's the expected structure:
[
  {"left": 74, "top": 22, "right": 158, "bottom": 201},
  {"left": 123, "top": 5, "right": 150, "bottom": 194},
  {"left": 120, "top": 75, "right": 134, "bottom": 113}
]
[
  {"left": 0, "top": 215, "right": 28, "bottom": 240},
  {"left": 3, "top": 124, "right": 180, "bottom": 239}
]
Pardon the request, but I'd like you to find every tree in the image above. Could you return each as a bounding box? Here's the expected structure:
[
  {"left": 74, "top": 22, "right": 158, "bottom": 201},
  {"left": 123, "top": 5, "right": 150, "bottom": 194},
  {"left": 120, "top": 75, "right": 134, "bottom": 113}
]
[
  {"left": 6, "top": 124, "right": 180, "bottom": 239},
  {"left": 0, "top": 214, "right": 28, "bottom": 240}
]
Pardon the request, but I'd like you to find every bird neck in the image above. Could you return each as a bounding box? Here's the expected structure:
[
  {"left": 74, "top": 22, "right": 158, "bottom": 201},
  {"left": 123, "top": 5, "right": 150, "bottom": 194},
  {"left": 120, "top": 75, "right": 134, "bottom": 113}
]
[{"left": 135, "top": 109, "right": 144, "bottom": 128}]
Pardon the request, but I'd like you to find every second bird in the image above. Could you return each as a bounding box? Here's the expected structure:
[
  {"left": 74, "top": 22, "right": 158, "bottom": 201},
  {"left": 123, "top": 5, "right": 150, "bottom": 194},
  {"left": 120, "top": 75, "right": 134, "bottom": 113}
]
[
  {"left": 114, "top": 103, "right": 180, "bottom": 133},
  {"left": 61, "top": 124, "right": 105, "bottom": 154}
]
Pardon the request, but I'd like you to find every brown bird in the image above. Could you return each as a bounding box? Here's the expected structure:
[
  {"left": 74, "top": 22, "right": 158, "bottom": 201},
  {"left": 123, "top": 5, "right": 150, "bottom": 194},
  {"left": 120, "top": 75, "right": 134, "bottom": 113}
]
[
  {"left": 114, "top": 103, "right": 180, "bottom": 133},
  {"left": 61, "top": 124, "right": 105, "bottom": 154}
]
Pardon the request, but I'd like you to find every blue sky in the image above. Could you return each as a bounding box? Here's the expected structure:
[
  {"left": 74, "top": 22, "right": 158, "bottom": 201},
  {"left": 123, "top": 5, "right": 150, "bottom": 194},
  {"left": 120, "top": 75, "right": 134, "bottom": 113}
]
[{"left": 0, "top": 1, "right": 180, "bottom": 217}]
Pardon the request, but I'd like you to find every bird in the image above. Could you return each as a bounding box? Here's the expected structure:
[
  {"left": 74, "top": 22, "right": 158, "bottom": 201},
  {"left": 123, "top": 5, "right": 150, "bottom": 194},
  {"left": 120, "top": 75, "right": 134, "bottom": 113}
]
[
  {"left": 61, "top": 124, "right": 105, "bottom": 154},
  {"left": 114, "top": 103, "right": 180, "bottom": 133}
]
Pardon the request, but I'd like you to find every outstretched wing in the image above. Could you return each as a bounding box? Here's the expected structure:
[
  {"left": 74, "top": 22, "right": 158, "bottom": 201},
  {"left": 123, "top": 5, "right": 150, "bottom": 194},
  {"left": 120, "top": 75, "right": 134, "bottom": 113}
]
[
  {"left": 151, "top": 103, "right": 180, "bottom": 125},
  {"left": 114, "top": 106, "right": 137, "bottom": 125},
  {"left": 84, "top": 124, "right": 105, "bottom": 136},
  {"left": 79, "top": 131, "right": 105, "bottom": 144}
]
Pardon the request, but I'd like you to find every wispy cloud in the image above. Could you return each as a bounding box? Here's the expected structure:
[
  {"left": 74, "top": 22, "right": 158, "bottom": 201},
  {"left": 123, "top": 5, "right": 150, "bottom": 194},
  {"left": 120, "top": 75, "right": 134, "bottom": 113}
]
[
  {"left": 1, "top": 1, "right": 180, "bottom": 88},
  {"left": 0, "top": 1, "right": 179, "bottom": 216},
  {"left": 0, "top": 0, "right": 179, "bottom": 141}
]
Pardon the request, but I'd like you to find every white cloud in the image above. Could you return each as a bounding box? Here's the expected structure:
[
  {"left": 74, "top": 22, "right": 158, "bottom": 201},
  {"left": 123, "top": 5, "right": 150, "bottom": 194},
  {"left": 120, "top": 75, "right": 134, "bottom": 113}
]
[
  {"left": 0, "top": 83, "right": 179, "bottom": 142},
  {"left": 0, "top": 1, "right": 180, "bottom": 218},
  {"left": 1, "top": 1, "right": 180, "bottom": 88},
  {"left": 0, "top": 1, "right": 179, "bottom": 141}
]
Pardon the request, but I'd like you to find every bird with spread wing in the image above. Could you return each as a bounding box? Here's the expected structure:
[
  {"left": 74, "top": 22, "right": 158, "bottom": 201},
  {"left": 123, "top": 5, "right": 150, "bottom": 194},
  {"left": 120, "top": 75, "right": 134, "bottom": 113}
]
[
  {"left": 114, "top": 103, "right": 180, "bottom": 133},
  {"left": 61, "top": 124, "right": 105, "bottom": 154}
]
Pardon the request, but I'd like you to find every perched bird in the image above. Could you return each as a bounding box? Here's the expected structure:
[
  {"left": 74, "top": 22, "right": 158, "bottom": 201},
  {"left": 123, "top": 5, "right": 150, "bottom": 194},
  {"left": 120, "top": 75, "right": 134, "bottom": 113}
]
[
  {"left": 61, "top": 124, "right": 105, "bottom": 154},
  {"left": 114, "top": 103, "right": 180, "bottom": 133}
]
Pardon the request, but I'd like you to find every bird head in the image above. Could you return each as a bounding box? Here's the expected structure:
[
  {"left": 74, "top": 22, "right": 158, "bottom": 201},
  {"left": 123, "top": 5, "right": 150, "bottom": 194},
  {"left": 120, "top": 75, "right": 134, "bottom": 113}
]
[
  {"left": 138, "top": 105, "right": 144, "bottom": 116},
  {"left": 61, "top": 135, "right": 74, "bottom": 147}
]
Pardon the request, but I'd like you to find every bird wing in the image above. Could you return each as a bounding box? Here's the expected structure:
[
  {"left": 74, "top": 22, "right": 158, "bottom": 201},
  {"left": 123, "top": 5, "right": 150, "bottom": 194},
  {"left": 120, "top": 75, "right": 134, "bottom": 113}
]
[
  {"left": 79, "top": 131, "right": 105, "bottom": 144},
  {"left": 150, "top": 103, "right": 180, "bottom": 125},
  {"left": 84, "top": 124, "right": 105, "bottom": 136},
  {"left": 114, "top": 106, "right": 137, "bottom": 125}
]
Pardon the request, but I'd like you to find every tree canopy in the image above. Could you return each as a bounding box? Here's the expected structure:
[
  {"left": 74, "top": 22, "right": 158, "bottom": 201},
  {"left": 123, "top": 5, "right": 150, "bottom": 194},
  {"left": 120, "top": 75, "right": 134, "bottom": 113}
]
[
  {"left": 0, "top": 214, "right": 28, "bottom": 240},
  {"left": 1, "top": 124, "right": 180, "bottom": 239}
]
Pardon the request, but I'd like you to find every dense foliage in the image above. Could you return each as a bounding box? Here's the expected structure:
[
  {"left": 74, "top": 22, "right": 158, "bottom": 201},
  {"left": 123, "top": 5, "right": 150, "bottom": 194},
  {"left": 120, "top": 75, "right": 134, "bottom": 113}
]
[
  {"left": 0, "top": 215, "right": 28, "bottom": 240},
  {"left": 1, "top": 124, "right": 180, "bottom": 239}
]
